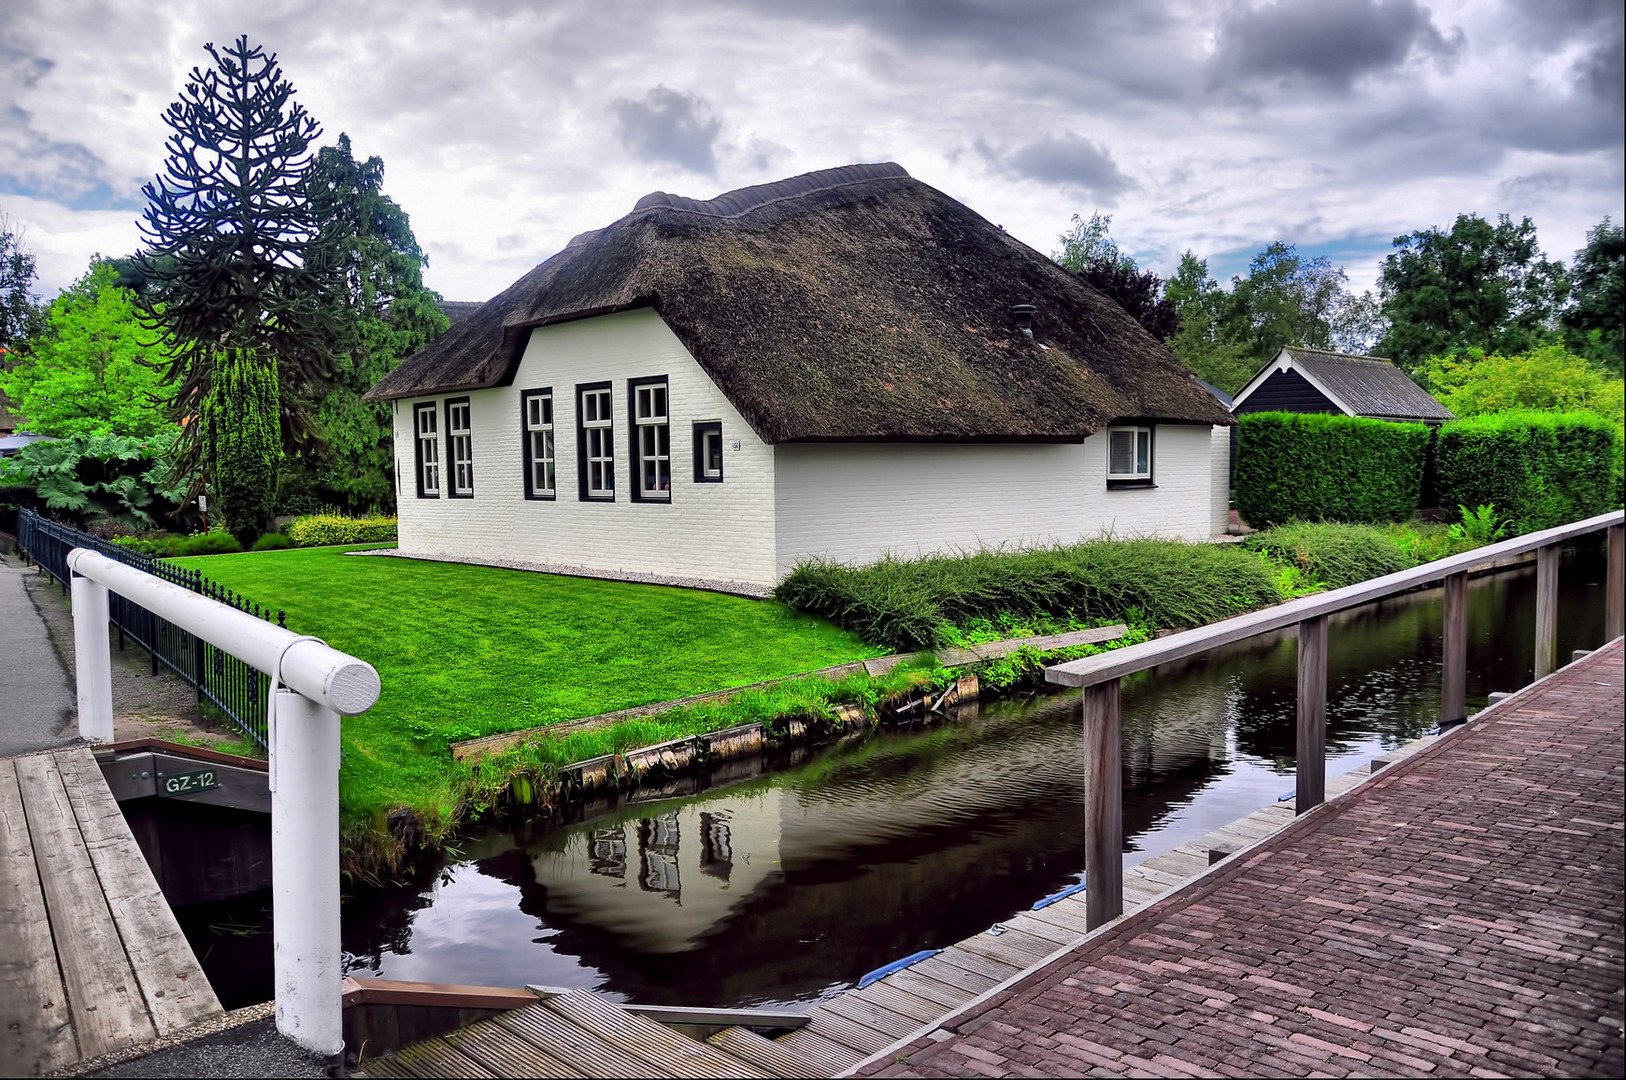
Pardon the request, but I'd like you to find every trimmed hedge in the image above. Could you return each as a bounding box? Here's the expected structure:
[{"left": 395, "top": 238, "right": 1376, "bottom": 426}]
[
  {"left": 1434, "top": 411, "right": 1616, "bottom": 534},
  {"left": 287, "top": 512, "right": 398, "bottom": 547},
  {"left": 775, "top": 539, "right": 1283, "bottom": 652},
  {"left": 1236, "top": 412, "right": 1430, "bottom": 529}
]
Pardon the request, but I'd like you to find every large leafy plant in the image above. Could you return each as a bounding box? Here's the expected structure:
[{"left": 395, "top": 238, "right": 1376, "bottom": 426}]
[{"left": 0, "top": 433, "right": 188, "bottom": 530}]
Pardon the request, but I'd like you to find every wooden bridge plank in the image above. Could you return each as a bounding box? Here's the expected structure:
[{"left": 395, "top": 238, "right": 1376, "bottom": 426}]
[
  {"left": 56, "top": 748, "right": 220, "bottom": 1034},
  {"left": 774, "top": 1029, "right": 864, "bottom": 1074},
  {"left": 950, "top": 928, "right": 1051, "bottom": 967},
  {"left": 496, "top": 1003, "right": 665, "bottom": 1078},
  {"left": 13, "top": 752, "right": 154, "bottom": 1059},
  {"left": 710, "top": 1025, "right": 829, "bottom": 1078},
  {"left": 847, "top": 980, "right": 946, "bottom": 1024},
  {"left": 543, "top": 989, "right": 771, "bottom": 1078},
  {"left": 393, "top": 1037, "right": 497, "bottom": 1078},
  {"left": 1004, "top": 913, "right": 1079, "bottom": 946},
  {"left": 0, "top": 758, "right": 78, "bottom": 1074},
  {"left": 816, "top": 993, "right": 922, "bottom": 1039},
  {"left": 877, "top": 967, "right": 977, "bottom": 1010},
  {"left": 802, "top": 1007, "right": 894, "bottom": 1055},
  {"left": 908, "top": 954, "right": 1002, "bottom": 993},
  {"left": 448, "top": 1019, "right": 583, "bottom": 1079}
]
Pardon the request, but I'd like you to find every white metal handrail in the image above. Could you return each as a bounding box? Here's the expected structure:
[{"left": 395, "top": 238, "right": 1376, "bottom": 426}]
[{"left": 67, "top": 547, "right": 380, "bottom": 1059}]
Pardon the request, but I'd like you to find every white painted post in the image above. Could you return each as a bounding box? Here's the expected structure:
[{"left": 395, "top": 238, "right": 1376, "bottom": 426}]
[
  {"left": 70, "top": 574, "right": 114, "bottom": 743},
  {"left": 270, "top": 689, "right": 344, "bottom": 1059}
]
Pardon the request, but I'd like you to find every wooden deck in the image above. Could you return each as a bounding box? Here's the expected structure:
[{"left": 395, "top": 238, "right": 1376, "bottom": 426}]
[
  {"left": 0, "top": 746, "right": 222, "bottom": 1075},
  {"left": 361, "top": 746, "right": 1425, "bottom": 1078}
]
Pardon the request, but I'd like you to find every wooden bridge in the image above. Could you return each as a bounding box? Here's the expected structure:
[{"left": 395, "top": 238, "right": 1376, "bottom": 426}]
[{"left": 1, "top": 745, "right": 223, "bottom": 1075}]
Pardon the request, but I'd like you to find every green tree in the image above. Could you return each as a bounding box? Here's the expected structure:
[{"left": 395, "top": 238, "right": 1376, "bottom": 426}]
[
  {"left": 203, "top": 352, "right": 280, "bottom": 545},
  {"left": 1375, "top": 213, "right": 1567, "bottom": 372},
  {"left": 0, "top": 261, "right": 172, "bottom": 437},
  {"left": 0, "top": 213, "right": 46, "bottom": 351},
  {"left": 1164, "top": 251, "right": 1258, "bottom": 393},
  {"left": 1420, "top": 344, "right": 1625, "bottom": 417},
  {"left": 1562, "top": 216, "right": 1624, "bottom": 376},
  {"left": 1054, "top": 212, "right": 1179, "bottom": 341},
  {"left": 135, "top": 37, "right": 344, "bottom": 540},
  {"left": 281, "top": 134, "right": 447, "bottom": 513}
]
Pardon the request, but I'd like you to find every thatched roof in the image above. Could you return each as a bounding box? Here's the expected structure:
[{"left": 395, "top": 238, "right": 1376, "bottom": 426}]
[{"left": 367, "top": 163, "right": 1233, "bottom": 440}]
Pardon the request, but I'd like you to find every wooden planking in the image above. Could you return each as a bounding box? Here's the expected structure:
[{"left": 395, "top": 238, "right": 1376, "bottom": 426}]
[
  {"left": 1021, "top": 901, "right": 1093, "bottom": 937},
  {"left": 1125, "top": 864, "right": 1190, "bottom": 889},
  {"left": 712, "top": 1025, "right": 830, "bottom": 1078},
  {"left": 447, "top": 1020, "right": 584, "bottom": 1079},
  {"left": 1004, "top": 913, "right": 1080, "bottom": 947},
  {"left": 909, "top": 954, "right": 1003, "bottom": 993},
  {"left": 952, "top": 929, "right": 1053, "bottom": 968},
  {"left": 56, "top": 749, "right": 220, "bottom": 1034},
  {"left": 1138, "top": 849, "right": 1209, "bottom": 878},
  {"left": 13, "top": 752, "right": 155, "bottom": 1060},
  {"left": 391, "top": 1037, "right": 498, "bottom": 1078},
  {"left": 775, "top": 1029, "right": 865, "bottom": 1075},
  {"left": 801, "top": 1008, "right": 895, "bottom": 1055},
  {"left": 1049, "top": 509, "right": 1623, "bottom": 688},
  {"left": 930, "top": 944, "right": 1025, "bottom": 984},
  {"left": 0, "top": 758, "right": 78, "bottom": 1075},
  {"left": 877, "top": 967, "right": 977, "bottom": 1011},
  {"left": 497, "top": 1004, "right": 666, "bottom": 1078},
  {"left": 936, "top": 623, "right": 1128, "bottom": 666},
  {"left": 848, "top": 980, "right": 951, "bottom": 1024},
  {"left": 815, "top": 994, "right": 924, "bottom": 1040},
  {"left": 543, "top": 990, "right": 770, "bottom": 1078}
]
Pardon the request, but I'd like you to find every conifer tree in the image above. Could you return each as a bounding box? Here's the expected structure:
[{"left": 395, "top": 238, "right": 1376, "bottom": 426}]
[{"left": 203, "top": 351, "right": 280, "bottom": 545}]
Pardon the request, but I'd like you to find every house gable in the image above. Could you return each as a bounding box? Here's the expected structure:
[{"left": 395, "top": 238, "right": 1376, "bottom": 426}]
[{"left": 1233, "top": 368, "right": 1343, "bottom": 415}]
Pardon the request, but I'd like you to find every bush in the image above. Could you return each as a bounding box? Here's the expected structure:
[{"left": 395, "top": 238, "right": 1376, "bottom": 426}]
[
  {"left": 1243, "top": 522, "right": 1413, "bottom": 590},
  {"left": 1434, "top": 411, "right": 1616, "bottom": 534},
  {"left": 252, "top": 532, "right": 293, "bottom": 551},
  {"left": 166, "top": 530, "right": 243, "bottom": 556},
  {"left": 1236, "top": 412, "right": 1431, "bottom": 528},
  {"left": 775, "top": 539, "right": 1282, "bottom": 652},
  {"left": 287, "top": 511, "right": 398, "bottom": 547}
]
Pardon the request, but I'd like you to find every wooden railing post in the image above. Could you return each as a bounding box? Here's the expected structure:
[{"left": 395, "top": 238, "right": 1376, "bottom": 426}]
[
  {"left": 1441, "top": 572, "right": 1467, "bottom": 726},
  {"left": 1296, "top": 615, "right": 1327, "bottom": 813},
  {"left": 1083, "top": 678, "right": 1123, "bottom": 930},
  {"left": 1608, "top": 524, "right": 1623, "bottom": 641},
  {"left": 1535, "top": 545, "right": 1559, "bottom": 679}
]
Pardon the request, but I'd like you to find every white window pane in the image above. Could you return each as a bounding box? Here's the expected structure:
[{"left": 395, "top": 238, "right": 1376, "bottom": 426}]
[
  {"left": 1108, "top": 431, "right": 1134, "bottom": 475},
  {"left": 1137, "top": 431, "right": 1150, "bottom": 474}
]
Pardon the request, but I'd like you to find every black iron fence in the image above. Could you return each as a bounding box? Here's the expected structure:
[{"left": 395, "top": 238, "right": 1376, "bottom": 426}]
[{"left": 18, "top": 508, "right": 284, "bottom": 751}]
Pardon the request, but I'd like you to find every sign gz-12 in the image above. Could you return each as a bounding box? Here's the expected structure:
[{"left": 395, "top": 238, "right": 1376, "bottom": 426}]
[{"left": 160, "top": 768, "right": 220, "bottom": 796}]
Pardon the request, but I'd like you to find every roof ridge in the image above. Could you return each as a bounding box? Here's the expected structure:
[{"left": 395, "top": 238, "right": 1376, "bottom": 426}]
[
  {"left": 629, "top": 162, "right": 911, "bottom": 219},
  {"left": 1287, "top": 346, "right": 1394, "bottom": 365}
]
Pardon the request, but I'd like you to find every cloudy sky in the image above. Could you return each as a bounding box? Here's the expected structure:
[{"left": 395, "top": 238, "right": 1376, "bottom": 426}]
[{"left": 3, "top": 0, "right": 1621, "bottom": 303}]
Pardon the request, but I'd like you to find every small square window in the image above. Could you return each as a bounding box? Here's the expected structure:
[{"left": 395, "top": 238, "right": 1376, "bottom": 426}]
[
  {"left": 1106, "top": 426, "right": 1153, "bottom": 486},
  {"left": 693, "top": 421, "right": 724, "bottom": 483}
]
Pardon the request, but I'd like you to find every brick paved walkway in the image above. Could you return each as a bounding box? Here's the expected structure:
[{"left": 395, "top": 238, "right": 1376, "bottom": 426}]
[{"left": 861, "top": 641, "right": 1626, "bottom": 1079}]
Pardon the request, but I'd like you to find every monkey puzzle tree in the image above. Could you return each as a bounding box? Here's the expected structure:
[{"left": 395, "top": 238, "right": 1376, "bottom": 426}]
[{"left": 135, "top": 36, "right": 342, "bottom": 542}]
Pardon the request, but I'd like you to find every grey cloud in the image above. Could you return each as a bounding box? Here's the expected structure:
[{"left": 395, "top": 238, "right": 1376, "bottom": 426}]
[
  {"left": 976, "top": 132, "right": 1132, "bottom": 203},
  {"left": 611, "top": 86, "right": 722, "bottom": 175},
  {"left": 1209, "top": 0, "right": 1463, "bottom": 93}
]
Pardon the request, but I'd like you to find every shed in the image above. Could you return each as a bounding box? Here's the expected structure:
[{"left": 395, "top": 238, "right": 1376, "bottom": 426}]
[{"left": 1231, "top": 347, "right": 1454, "bottom": 424}]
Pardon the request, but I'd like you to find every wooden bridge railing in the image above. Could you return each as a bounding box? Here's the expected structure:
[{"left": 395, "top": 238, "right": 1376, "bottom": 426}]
[{"left": 1047, "top": 509, "right": 1625, "bottom": 931}]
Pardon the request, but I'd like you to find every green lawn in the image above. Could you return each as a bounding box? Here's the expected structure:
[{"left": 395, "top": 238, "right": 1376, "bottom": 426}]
[{"left": 175, "top": 546, "right": 882, "bottom": 832}]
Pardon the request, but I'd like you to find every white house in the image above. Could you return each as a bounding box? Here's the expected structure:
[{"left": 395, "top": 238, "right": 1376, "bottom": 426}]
[{"left": 367, "top": 163, "right": 1235, "bottom": 590}]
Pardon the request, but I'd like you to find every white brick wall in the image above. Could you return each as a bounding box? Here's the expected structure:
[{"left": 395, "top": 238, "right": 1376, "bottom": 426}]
[
  {"left": 394, "top": 308, "right": 778, "bottom": 584},
  {"left": 772, "top": 425, "right": 1222, "bottom": 577},
  {"left": 1209, "top": 424, "right": 1232, "bottom": 536}
]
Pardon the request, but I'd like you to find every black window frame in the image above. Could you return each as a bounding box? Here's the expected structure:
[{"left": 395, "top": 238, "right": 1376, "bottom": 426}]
[
  {"left": 576, "top": 381, "right": 615, "bottom": 502},
  {"left": 693, "top": 421, "right": 724, "bottom": 483},
  {"left": 1105, "top": 424, "right": 1156, "bottom": 489},
  {"left": 520, "top": 387, "right": 557, "bottom": 501},
  {"left": 444, "top": 396, "right": 475, "bottom": 499},
  {"left": 628, "top": 375, "right": 672, "bottom": 504},
  {"left": 413, "top": 401, "right": 441, "bottom": 499}
]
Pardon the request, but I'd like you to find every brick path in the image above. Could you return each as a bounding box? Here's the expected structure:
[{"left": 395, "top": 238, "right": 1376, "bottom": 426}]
[{"left": 862, "top": 641, "right": 1626, "bottom": 1079}]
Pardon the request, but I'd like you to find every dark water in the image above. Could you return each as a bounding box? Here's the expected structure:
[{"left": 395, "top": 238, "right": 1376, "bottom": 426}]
[{"left": 183, "top": 547, "right": 1613, "bottom": 1009}]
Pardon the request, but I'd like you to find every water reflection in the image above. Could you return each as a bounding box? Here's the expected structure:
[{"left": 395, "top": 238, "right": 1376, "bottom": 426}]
[{"left": 337, "top": 549, "right": 1609, "bottom": 1009}]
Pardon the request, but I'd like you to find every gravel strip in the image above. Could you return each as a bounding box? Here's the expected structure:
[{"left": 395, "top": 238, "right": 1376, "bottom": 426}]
[{"left": 344, "top": 547, "right": 773, "bottom": 598}]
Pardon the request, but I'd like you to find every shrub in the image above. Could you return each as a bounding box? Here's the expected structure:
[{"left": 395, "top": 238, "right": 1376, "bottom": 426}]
[
  {"left": 1236, "top": 412, "right": 1431, "bottom": 528},
  {"left": 287, "top": 511, "right": 398, "bottom": 547},
  {"left": 252, "top": 532, "right": 293, "bottom": 551},
  {"left": 775, "top": 539, "right": 1282, "bottom": 652},
  {"left": 1243, "top": 522, "right": 1412, "bottom": 590},
  {"left": 174, "top": 530, "right": 244, "bottom": 556},
  {"left": 1434, "top": 411, "right": 1616, "bottom": 534}
]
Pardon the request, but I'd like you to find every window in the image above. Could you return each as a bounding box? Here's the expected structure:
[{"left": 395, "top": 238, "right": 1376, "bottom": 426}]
[
  {"left": 1106, "top": 425, "right": 1154, "bottom": 486},
  {"left": 693, "top": 421, "right": 723, "bottom": 482},
  {"left": 521, "top": 389, "right": 556, "bottom": 499},
  {"left": 446, "top": 398, "right": 474, "bottom": 497},
  {"left": 577, "top": 382, "right": 615, "bottom": 500},
  {"left": 414, "top": 403, "right": 440, "bottom": 497},
  {"left": 630, "top": 377, "right": 671, "bottom": 502}
]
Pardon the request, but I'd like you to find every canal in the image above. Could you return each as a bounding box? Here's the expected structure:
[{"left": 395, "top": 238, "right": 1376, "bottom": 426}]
[{"left": 183, "top": 548, "right": 1612, "bottom": 1010}]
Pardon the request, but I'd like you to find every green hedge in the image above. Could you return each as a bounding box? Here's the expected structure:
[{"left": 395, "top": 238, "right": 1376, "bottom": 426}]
[
  {"left": 287, "top": 512, "right": 398, "bottom": 547},
  {"left": 1434, "top": 411, "right": 1617, "bottom": 534},
  {"left": 1236, "top": 412, "right": 1430, "bottom": 529},
  {"left": 1243, "top": 522, "right": 1413, "bottom": 589},
  {"left": 775, "top": 539, "right": 1282, "bottom": 652}
]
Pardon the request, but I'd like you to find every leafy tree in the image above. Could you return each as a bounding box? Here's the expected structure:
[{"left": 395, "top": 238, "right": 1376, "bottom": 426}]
[
  {"left": 0, "top": 261, "right": 172, "bottom": 437},
  {"left": 1164, "top": 251, "right": 1258, "bottom": 393},
  {"left": 134, "top": 36, "right": 344, "bottom": 539},
  {"left": 1562, "top": 216, "right": 1624, "bottom": 376},
  {"left": 281, "top": 134, "right": 447, "bottom": 513},
  {"left": 1054, "top": 212, "right": 1179, "bottom": 341},
  {"left": 1375, "top": 213, "right": 1567, "bottom": 372},
  {"left": 1420, "top": 344, "right": 1625, "bottom": 418},
  {"left": 204, "top": 351, "right": 280, "bottom": 545},
  {"left": 0, "top": 213, "right": 46, "bottom": 351},
  {"left": 0, "top": 432, "right": 187, "bottom": 531}
]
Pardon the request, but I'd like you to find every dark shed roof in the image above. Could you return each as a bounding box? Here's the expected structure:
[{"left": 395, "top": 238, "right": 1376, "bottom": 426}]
[
  {"left": 367, "top": 163, "right": 1234, "bottom": 441},
  {"left": 1278, "top": 348, "right": 1455, "bottom": 422}
]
